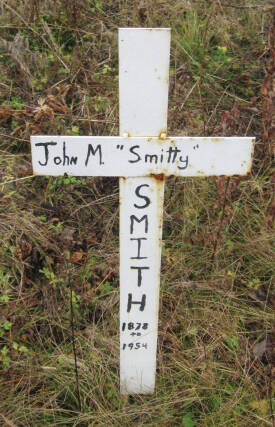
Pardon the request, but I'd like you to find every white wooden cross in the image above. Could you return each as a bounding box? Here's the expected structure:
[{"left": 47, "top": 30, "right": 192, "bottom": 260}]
[{"left": 31, "top": 28, "right": 254, "bottom": 395}]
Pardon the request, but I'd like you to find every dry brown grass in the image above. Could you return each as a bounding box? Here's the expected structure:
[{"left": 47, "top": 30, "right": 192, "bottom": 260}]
[{"left": 0, "top": 1, "right": 274, "bottom": 426}]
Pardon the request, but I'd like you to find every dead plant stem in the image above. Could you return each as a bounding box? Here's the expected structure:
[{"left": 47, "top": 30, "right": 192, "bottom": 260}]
[{"left": 68, "top": 268, "right": 82, "bottom": 412}]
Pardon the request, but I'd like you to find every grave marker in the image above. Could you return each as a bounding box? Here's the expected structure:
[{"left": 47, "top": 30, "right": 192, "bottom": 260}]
[{"left": 31, "top": 28, "right": 255, "bottom": 395}]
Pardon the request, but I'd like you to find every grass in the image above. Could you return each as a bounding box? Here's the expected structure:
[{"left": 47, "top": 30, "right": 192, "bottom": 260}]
[{"left": 0, "top": 0, "right": 274, "bottom": 426}]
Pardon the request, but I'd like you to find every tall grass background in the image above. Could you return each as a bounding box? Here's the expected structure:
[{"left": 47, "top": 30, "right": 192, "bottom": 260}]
[{"left": 0, "top": 1, "right": 274, "bottom": 426}]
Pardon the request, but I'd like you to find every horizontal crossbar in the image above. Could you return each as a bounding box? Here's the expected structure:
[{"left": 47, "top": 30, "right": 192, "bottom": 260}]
[{"left": 31, "top": 136, "right": 255, "bottom": 177}]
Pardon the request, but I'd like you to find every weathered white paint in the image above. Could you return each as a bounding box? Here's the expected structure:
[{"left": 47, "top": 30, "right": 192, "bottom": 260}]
[
  {"left": 119, "top": 176, "right": 164, "bottom": 394},
  {"left": 30, "top": 27, "right": 256, "bottom": 396},
  {"left": 119, "top": 28, "right": 170, "bottom": 394},
  {"left": 119, "top": 28, "right": 170, "bottom": 137},
  {"left": 31, "top": 136, "right": 254, "bottom": 177}
]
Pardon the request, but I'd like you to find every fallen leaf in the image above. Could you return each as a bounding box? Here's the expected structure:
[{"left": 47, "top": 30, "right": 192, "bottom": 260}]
[
  {"left": 70, "top": 251, "right": 86, "bottom": 264},
  {"left": 16, "top": 238, "right": 32, "bottom": 260}
]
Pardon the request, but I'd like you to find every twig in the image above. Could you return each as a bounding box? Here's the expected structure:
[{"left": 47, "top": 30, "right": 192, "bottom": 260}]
[
  {"left": 0, "top": 132, "right": 29, "bottom": 143},
  {"left": 72, "top": 192, "right": 119, "bottom": 214},
  {"left": 0, "top": 175, "right": 34, "bottom": 186},
  {"left": 180, "top": 80, "right": 199, "bottom": 110},
  {"left": 206, "top": 88, "right": 227, "bottom": 126},
  {"left": 245, "top": 115, "right": 255, "bottom": 136},
  {"left": 221, "top": 3, "right": 266, "bottom": 9},
  {"left": 0, "top": 413, "right": 18, "bottom": 427},
  {"left": 69, "top": 271, "right": 82, "bottom": 412},
  {"left": 197, "top": 78, "right": 206, "bottom": 135},
  {"left": 68, "top": 269, "right": 82, "bottom": 412},
  {"left": 223, "top": 90, "right": 251, "bottom": 104},
  {"left": 73, "top": 117, "right": 117, "bottom": 123}
]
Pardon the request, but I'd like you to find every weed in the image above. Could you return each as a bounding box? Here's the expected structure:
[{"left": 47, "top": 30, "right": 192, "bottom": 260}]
[{"left": 0, "top": 1, "right": 274, "bottom": 426}]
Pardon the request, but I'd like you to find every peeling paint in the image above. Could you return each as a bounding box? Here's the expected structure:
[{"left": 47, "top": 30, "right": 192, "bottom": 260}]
[
  {"left": 150, "top": 173, "right": 165, "bottom": 181},
  {"left": 31, "top": 134, "right": 255, "bottom": 178},
  {"left": 158, "top": 131, "right": 167, "bottom": 140},
  {"left": 119, "top": 28, "right": 170, "bottom": 395}
]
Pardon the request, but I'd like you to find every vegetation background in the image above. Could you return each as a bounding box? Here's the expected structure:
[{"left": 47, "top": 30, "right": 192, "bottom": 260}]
[{"left": 0, "top": 0, "right": 274, "bottom": 425}]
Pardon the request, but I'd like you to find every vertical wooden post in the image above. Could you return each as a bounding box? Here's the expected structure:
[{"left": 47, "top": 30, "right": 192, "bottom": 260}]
[{"left": 119, "top": 28, "right": 171, "bottom": 394}]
